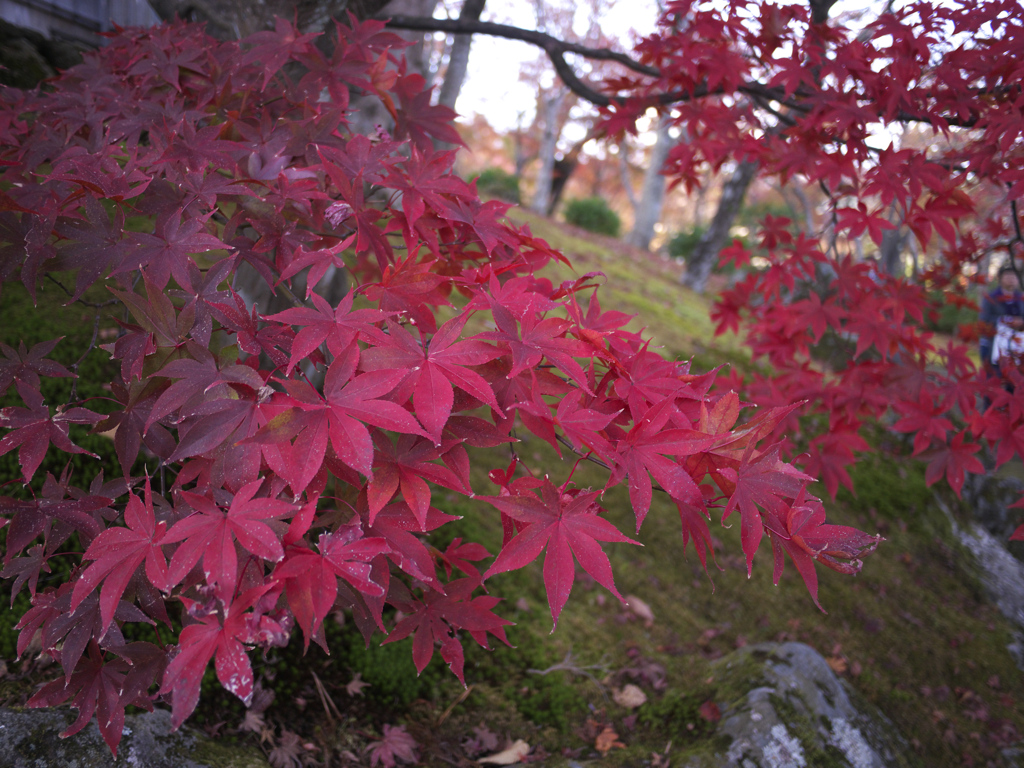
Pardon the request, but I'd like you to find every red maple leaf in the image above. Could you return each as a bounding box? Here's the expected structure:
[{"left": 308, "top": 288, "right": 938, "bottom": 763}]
[
  {"left": 720, "top": 445, "right": 813, "bottom": 576},
  {"left": 764, "top": 489, "right": 882, "bottom": 609},
  {"left": 274, "top": 524, "right": 389, "bottom": 649},
  {"left": 612, "top": 398, "right": 714, "bottom": 530},
  {"left": 27, "top": 641, "right": 129, "bottom": 756},
  {"left": 384, "top": 578, "right": 512, "bottom": 684},
  {"left": 0, "top": 382, "right": 103, "bottom": 483},
  {"left": 70, "top": 477, "right": 169, "bottom": 634},
  {"left": 161, "top": 479, "right": 294, "bottom": 599},
  {"left": 485, "top": 479, "right": 640, "bottom": 628},
  {"left": 366, "top": 433, "right": 470, "bottom": 527},
  {"left": 160, "top": 586, "right": 269, "bottom": 728},
  {"left": 363, "top": 501, "right": 458, "bottom": 587},
  {"left": 892, "top": 392, "right": 955, "bottom": 456},
  {"left": 361, "top": 314, "right": 502, "bottom": 444},
  {"left": 266, "top": 290, "right": 387, "bottom": 375},
  {"left": 0, "top": 337, "right": 73, "bottom": 395},
  {"left": 366, "top": 724, "right": 419, "bottom": 768},
  {"left": 922, "top": 430, "right": 985, "bottom": 497}
]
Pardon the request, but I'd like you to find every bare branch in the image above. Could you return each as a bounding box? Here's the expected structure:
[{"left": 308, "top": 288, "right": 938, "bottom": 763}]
[
  {"left": 380, "top": 13, "right": 984, "bottom": 129},
  {"left": 382, "top": 15, "right": 659, "bottom": 77}
]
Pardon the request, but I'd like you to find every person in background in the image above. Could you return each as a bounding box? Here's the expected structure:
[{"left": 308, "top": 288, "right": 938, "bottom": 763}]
[{"left": 980, "top": 264, "right": 1024, "bottom": 378}]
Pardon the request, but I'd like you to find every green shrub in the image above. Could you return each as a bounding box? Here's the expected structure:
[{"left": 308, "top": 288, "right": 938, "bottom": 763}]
[
  {"left": 563, "top": 197, "right": 621, "bottom": 237},
  {"left": 925, "top": 290, "right": 977, "bottom": 335},
  {"left": 473, "top": 168, "right": 521, "bottom": 203}
]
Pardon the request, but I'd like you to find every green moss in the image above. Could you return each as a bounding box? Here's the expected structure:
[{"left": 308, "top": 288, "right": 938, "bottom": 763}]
[
  {"left": 512, "top": 673, "right": 586, "bottom": 732},
  {"left": 189, "top": 737, "right": 270, "bottom": 767},
  {"left": 834, "top": 450, "right": 932, "bottom": 523},
  {"left": 640, "top": 690, "right": 717, "bottom": 741}
]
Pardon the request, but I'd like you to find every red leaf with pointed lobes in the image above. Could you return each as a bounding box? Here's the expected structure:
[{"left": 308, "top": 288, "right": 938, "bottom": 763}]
[
  {"left": 161, "top": 479, "right": 294, "bottom": 599},
  {"left": 71, "top": 476, "right": 169, "bottom": 634},
  {"left": 363, "top": 500, "right": 459, "bottom": 587},
  {"left": 612, "top": 398, "right": 716, "bottom": 531},
  {"left": 485, "top": 479, "right": 640, "bottom": 629},
  {"left": 763, "top": 488, "right": 882, "bottom": 610},
  {"left": 435, "top": 537, "right": 491, "bottom": 584},
  {"left": 384, "top": 578, "right": 512, "bottom": 684},
  {"left": 0, "top": 382, "right": 103, "bottom": 483},
  {"left": 0, "top": 338, "right": 73, "bottom": 396},
  {"left": 366, "top": 433, "right": 469, "bottom": 527},
  {"left": 720, "top": 445, "right": 814, "bottom": 578},
  {"left": 361, "top": 314, "right": 502, "bottom": 444},
  {"left": 803, "top": 429, "right": 870, "bottom": 500},
  {"left": 161, "top": 585, "right": 270, "bottom": 729},
  {"left": 28, "top": 641, "right": 129, "bottom": 756},
  {"left": 366, "top": 724, "right": 419, "bottom": 768},
  {"left": 275, "top": 524, "right": 388, "bottom": 650},
  {"left": 321, "top": 344, "right": 429, "bottom": 475},
  {"left": 922, "top": 430, "right": 985, "bottom": 497},
  {"left": 266, "top": 290, "right": 387, "bottom": 375}
]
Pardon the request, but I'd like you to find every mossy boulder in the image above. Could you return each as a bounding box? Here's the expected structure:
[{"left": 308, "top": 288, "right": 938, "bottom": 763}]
[
  {"left": 684, "top": 643, "right": 913, "bottom": 768},
  {"left": 0, "top": 707, "right": 269, "bottom": 767},
  {"left": 0, "top": 18, "right": 85, "bottom": 89}
]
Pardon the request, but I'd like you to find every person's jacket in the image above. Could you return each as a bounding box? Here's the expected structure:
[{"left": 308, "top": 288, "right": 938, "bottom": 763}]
[{"left": 981, "top": 288, "right": 1024, "bottom": 335}]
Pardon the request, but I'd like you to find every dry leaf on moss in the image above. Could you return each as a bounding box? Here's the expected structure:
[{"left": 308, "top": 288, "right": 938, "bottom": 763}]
[
  {"left": 827, "top": 656, "right": 848, "bottom": 674},
  {"left": 595, "top": 727, "right": 626, "bottom": 755},
  {"left": 346, "top": 672, "right": 370, "bottom": 697},
  {"left": 624, "top": 595, "right": 654, "bottom": 625},
  {"left": 477, "top": 739, "right": 531, "bottom": 765},
  {"left": 613, "top": 684, "right": 647, "bottom": 709}
]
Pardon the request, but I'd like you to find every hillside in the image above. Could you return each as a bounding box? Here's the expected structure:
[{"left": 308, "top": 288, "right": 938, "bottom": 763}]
[{"left": 1, "top": 208, "right": 1022, "bottom": 768}]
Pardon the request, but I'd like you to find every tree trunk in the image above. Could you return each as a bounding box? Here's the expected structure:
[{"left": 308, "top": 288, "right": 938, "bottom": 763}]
[
  {"left": 531, "top": 89, "right": 565, "bottom": 215},
  {"left": 625, "top": 115, "right": 673, "bottom": 250},
  {"left": 147, "top": 0, "right": 376, "bottom": 37},
  {"left": 879, "top": 227, "right": 909, "bottom": 276},
  {"left": 785, "top": 181, "right": 816, "bottom": 234},
  {"left": 546, "top": 130, "right": 592, "bottom": 215},
  {"left": 435, "top": 0, "right": 485, "bottom": 113},
  {"left": 681, "top": 158, "right": 759, "bottom": 293}
]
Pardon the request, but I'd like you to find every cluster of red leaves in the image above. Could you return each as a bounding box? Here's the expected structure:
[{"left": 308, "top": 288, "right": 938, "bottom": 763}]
[
  {"left": 609, "top": 0, "right": 1024, "bottom": 514},
  {"left": 0, "top": 16, "right": 877, "bottom": 756}
]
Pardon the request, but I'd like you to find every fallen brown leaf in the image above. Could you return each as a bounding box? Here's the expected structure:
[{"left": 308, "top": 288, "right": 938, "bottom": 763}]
[
  {"left": 826, "top": 656, "right": 847, "bottom": 674},
  {"left": 477, "top": 739, "right": 531, "bottom": 765},
  {"left": 594, "top": 727, "right": 626, "bottom": 755},
  {"left": 624, "top": 595, "right": 655, "bottom": 625},
  {"left": 613, "top": 684, "right": 647, "bottom": 709}
]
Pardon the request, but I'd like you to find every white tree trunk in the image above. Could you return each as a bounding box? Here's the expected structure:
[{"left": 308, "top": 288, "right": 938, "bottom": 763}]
[
  {"left": 531, "top": 89, "right": 566, "bottom": 215},
  {"left": 625, "top": 115, "right": 673, "bottom": 250},
  {"left": 436, "top": 0, "right": 485, "bottom": 113}
]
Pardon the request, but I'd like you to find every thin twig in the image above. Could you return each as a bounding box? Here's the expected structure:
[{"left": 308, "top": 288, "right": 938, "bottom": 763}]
[
  {"left": 44, "top": 274, "right": 119, "bottom": 308},
  {"left": 67, "top": 313, "right": 101, "bottom": 404},
  {"left": 311, "top": 671, "right": 343, "bottom": 724},
  {"left": 435, "top": 685, "right": 473, "bottom": 727},
  {"left": 528, "top": 650, "right": 610, "bottom": 694}
]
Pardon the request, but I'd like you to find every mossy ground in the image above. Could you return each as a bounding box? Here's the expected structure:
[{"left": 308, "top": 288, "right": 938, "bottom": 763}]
[{"left": 2, "top": 213, "right": 1023, "bottom": 767}]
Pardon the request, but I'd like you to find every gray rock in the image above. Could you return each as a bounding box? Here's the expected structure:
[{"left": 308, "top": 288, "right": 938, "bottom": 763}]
[
  {"left": 683, "top": 643, "right": 912, "bottom": 768},
  {"left": 961, "top": 472, "right": 1024, "bottom": 558},
  {"left": 934, "top": 490, "right": 1024, "bottom": 670},
  {"left": 0, "top": 707, "right": 270, "bottom": 768}
]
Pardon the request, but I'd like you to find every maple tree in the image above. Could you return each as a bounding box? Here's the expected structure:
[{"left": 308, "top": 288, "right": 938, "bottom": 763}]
[
  {"left": 587, "top": 0, "right": 1024, "bottom": 522},
  {"left": 6, "top": 0, "right": 1022, "bottom": 753}
]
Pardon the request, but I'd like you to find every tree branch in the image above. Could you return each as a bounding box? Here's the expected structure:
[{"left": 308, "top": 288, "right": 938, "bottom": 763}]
[
  {"left": 382, "top": 15, "right": 660, "bottom": 77},
  {"left": 380, "top": 13, "right": 984, "bottom": 129}
]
